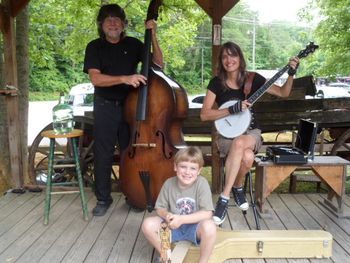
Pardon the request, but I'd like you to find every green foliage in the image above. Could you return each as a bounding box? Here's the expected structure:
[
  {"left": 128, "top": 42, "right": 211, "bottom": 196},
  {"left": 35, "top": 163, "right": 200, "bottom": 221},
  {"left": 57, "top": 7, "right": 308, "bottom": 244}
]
[
  {"left": 28, "top": 0, "right": 206, "bottom": 94},
  {"left": 175, "top": 1, "right": 316, "bottom": 94},
  {"left": 301, "top": 0, "right": 350, "bottom": 77},
  {"left": 28, "top": 0, "right": 332, "bottom": 98}
]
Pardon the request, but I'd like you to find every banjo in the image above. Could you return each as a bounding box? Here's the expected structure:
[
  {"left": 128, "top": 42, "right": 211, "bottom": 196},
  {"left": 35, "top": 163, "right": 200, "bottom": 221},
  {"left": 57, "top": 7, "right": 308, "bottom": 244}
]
[{"left": 215, "top": 42, "right": 319, "bottom": 139}]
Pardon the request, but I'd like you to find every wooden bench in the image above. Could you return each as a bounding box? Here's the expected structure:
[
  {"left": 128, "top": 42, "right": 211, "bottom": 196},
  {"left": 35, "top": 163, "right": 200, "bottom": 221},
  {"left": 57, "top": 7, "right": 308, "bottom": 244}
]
[{"left": 254, "top": 156, "right": 350, "bottom": 217}]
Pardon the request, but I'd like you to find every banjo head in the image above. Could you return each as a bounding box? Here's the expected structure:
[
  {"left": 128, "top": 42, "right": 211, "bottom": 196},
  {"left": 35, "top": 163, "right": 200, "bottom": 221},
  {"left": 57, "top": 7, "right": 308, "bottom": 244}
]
[{"left": 215, "top": 100, "right": 252, "bottom": 139}]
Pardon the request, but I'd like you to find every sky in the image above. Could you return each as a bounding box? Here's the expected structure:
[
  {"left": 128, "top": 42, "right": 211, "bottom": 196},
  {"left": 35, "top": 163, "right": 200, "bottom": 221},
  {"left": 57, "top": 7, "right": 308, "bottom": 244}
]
[{"left": 244, "top": 0, "right": 308, "bottom": 23}]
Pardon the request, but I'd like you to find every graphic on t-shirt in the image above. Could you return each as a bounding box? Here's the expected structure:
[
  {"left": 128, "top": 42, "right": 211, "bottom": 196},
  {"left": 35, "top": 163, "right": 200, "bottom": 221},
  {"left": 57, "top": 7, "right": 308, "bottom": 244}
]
[{"left": 176, "top": 197, "right": 196, "bottom": 215}]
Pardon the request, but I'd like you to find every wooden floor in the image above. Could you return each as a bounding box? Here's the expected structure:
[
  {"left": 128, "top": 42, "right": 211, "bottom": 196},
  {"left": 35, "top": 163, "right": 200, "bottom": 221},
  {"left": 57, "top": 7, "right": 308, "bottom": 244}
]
[{"left": 0, "top": 190, "right": 349, "bottom": 263}]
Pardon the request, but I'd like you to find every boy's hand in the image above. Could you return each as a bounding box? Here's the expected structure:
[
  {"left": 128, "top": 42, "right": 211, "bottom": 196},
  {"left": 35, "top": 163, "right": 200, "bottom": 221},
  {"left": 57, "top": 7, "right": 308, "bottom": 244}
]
[{"left": 166, "top": 213, "right": 182, "bottom": 229}]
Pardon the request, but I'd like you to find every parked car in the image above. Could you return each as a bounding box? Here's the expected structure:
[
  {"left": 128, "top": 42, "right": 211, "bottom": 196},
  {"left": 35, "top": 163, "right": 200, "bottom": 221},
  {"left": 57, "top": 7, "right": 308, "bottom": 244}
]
[
  {"left": 68, "top": 86, "right": 206, "bottom": 112},
  {"left": 67, "top": 83, "right": 94, "bottom": 116},
  {"left": 328, "top": 82, "right": 350, "bottom": 91},
  {"left": 188, "top": 94, "right": 205, "bottom": 108},
  {"left": 314, "top": 85, "right": 350, "bottom": 99}
]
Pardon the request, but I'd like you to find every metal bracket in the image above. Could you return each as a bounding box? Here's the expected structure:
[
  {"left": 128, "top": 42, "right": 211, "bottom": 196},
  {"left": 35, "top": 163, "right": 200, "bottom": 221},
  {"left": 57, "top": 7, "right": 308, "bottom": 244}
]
[
  {"left": 257, "top": 240, "right": 264, "bottom": 254},
  {"left": 0, "top": 84, "right": 18, "bottom": 96}
]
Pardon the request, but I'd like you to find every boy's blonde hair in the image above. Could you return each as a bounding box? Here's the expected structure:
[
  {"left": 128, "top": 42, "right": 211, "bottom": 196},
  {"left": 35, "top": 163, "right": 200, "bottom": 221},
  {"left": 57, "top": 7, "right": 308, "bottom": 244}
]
[{"left": 174, "top": 146, "right": 204, "bottom": 168}]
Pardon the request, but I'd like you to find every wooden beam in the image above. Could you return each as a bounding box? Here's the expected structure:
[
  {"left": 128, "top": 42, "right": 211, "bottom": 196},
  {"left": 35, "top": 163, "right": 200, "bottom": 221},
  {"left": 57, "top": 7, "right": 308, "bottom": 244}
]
[
  {"left": 9, "top": 0, "right": 30, "bottom": 17},
  {"left": 195, "top": 0, "right": 240, "bottom": 19},
  {"left": 2, "top": 0, "right": 24, "bottom": 188},
  {"left": 0, "top": 4, "right": 7, "bottom": 33},
  {"left": 0, "top": 0, "right": 29, "bottom": 33}
]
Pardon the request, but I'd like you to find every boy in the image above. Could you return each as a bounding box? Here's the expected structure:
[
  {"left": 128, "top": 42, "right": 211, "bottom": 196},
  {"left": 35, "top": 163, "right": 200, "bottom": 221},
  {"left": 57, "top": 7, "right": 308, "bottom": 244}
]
[{"left": 142, "top": 146, "right": 216, "bottom": 263}]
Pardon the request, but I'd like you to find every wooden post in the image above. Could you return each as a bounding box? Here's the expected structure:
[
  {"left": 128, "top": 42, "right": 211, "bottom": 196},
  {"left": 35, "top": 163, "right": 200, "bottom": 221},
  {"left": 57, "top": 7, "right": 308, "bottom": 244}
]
[{"left": 0, "top": 0, "right": 24, "bottom": 189}]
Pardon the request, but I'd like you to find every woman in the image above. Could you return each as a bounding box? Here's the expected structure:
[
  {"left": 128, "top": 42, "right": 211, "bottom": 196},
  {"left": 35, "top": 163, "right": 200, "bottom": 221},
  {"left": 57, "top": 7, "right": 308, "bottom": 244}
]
[{"left": 200, "top": 41, "right": 299, "bottom": 225}]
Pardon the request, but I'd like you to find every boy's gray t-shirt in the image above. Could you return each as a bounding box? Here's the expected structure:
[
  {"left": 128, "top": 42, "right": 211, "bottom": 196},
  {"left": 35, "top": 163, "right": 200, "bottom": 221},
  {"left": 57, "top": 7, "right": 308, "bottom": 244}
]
[{"left": 155, "top": 176, "right": 214, "bottom": 215}]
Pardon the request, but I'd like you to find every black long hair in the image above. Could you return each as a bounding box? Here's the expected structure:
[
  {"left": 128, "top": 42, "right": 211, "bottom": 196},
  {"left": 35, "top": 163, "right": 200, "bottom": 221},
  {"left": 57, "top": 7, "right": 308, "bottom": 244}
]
[
  {"left": 96, "top": 4, "right": 128, "bottom": 39},
  {"left": 217, "top": 42, "right": 248, "bottom": 88}
]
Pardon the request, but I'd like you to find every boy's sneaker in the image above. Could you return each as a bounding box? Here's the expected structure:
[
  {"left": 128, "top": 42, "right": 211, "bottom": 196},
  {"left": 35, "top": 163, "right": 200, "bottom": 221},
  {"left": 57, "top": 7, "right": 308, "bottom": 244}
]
[
  {"left": 232, "top": 187, "right": 249, "bottom": 211},
  {"left": 213, "top": 196, "right": 229, "bottom": 225}
]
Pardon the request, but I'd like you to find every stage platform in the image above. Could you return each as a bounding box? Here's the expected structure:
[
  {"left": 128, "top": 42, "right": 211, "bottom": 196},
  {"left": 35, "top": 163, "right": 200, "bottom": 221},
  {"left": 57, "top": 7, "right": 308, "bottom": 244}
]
[{"left": 0, "top": 190, "right": 349, "bottom": 262}]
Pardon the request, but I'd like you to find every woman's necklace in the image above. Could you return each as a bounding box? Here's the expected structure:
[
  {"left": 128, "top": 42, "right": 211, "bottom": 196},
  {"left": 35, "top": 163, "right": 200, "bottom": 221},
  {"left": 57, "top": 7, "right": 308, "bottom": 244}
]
[{"left": 225, "top": 79, "right": 239, "bottom": 90}]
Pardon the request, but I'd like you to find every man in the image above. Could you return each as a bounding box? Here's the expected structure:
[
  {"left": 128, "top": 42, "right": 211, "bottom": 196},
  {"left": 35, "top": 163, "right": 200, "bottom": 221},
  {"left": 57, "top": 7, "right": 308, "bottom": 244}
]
[{"left": 83, "top": 4, "right": 163, "bottom": 216}]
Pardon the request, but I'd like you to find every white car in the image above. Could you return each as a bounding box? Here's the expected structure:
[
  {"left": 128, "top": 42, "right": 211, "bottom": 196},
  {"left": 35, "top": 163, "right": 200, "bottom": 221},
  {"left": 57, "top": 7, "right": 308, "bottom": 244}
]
[
  {"left": 315, "top": 85, "right": 350, "bottom": 99},
  {"left": 328, "top": 82, "right": 350, "bottom": 91},
  {"left": 67, "top": 83, "right": 94, "bottom": 116},
  {"left": 188, "top": 94, "right": 205, "bottom": 108}
]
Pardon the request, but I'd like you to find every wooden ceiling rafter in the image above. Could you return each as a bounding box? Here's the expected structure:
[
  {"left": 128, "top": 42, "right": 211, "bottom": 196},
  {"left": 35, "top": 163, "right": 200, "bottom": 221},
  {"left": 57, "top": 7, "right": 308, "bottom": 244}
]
[
  {"left": 0, "top": 0, "right": 29, "bottom": 33},
  {"left": 195, "top": 0, "right": 239, "bottom": 19},
  {"left": 9, "top": 0, "right": 30, "bottom": 17}
]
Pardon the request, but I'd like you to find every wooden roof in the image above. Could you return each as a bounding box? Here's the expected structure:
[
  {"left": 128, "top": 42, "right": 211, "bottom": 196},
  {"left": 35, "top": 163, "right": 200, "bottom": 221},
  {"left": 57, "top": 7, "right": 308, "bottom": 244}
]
[{"left": 1, "top": 0, "right": 239, "bottom": 18}]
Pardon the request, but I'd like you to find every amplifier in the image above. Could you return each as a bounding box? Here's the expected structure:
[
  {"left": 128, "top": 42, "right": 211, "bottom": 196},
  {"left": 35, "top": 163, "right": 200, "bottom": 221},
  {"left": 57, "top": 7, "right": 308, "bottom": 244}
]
[{"left": 266, "top": 146, "right": 307, "bottom": 164}]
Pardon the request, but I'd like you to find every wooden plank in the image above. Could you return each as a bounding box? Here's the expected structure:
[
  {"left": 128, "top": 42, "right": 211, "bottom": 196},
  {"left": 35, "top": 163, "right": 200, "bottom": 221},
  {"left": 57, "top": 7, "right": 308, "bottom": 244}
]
[
  {"left": 0, "top": 192, "right": 35, "bottom": 222},
  {"left": 0, "top": 191, "right": 18, "bottom": 209},
  {"left": 57, "top": 193, "right": 122, "bottom": 263},
  {"left": 129, "top": 210, "right": 158, "bottom": 263},
  {"left": 0, "top": 193, "right": 43, "bottom": 236},
  {"left": 105, "top": 208, "right": 146, "bottom": 262},
  {"left": 36, "top": 192, "right": 104, "bottom": 263},
  {"left": 172, "top": 241, "right": 192, "bottom": 263},
  {"left": 256, "top": 198, "right": 289, "bottom": 263},
  {"left": 293, "top": 194, "right": 350, "bottom": 262},
  {"left": 15, "top": 192, "right": 94, "bottom": 263},
  {"left": 307, "top": 194, "right": 350, "bottom": 235},
  {"left": 342, "top": 194, "right": 350, "bottom": 207},
  {"left": 0, "top": 193, "right": 75, "bottom": 261},
  {"left": 292, "top": 194, "right": 349, "bottom": 262},
  {"left": 84, "top": 196, "right": 132, "bottom": 263},
  {"left": 278, "top": 194, "right": 333, "bottom": 263}
]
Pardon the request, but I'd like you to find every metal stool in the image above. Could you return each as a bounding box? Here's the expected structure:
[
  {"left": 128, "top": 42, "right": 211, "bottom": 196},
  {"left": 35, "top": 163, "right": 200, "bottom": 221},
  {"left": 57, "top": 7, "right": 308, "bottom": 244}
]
[
  {"left": 41, "top": 129, "right": 88, "bottom": 225},
  {"left": 220, "top": 156, "right": 260, "bottom": 230}
]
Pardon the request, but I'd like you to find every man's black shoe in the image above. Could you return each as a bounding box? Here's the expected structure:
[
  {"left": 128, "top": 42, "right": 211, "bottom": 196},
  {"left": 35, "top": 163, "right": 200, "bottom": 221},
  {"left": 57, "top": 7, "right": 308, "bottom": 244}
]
[{"left": 92, "top": 200, "right": 113, "bottom": 216}]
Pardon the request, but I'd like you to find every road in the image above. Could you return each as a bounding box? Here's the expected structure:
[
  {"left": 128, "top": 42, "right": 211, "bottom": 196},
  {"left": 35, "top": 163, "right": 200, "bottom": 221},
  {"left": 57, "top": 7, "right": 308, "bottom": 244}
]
[{"left": 28, "top": 101, "right": 56, "bottom": 146}]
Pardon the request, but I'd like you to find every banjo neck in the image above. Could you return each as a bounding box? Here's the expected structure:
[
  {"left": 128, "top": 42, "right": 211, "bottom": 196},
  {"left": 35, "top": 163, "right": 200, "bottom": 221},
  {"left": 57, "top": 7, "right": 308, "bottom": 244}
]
[
  {"left": 215, "top": 42, "right": 319, "bottom": 139},
  {"left": 247, "top": 42, "right": 319, "bottom": 105},
  {"left": 247, "top": 64, "right": 289, "bottom": 105}
]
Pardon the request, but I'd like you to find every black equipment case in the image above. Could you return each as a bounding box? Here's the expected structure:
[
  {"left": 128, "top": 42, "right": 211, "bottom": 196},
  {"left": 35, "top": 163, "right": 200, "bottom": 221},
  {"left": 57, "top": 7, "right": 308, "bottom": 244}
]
[{"left": 266, "top": 119, "right": 318, "bottom": 164}]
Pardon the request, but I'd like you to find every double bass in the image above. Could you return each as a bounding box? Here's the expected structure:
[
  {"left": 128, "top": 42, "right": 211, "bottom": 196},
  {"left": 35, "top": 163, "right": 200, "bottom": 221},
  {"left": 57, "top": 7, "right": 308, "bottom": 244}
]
[{"left": 120, "top": 0, "right": 188, "bottom": 211}]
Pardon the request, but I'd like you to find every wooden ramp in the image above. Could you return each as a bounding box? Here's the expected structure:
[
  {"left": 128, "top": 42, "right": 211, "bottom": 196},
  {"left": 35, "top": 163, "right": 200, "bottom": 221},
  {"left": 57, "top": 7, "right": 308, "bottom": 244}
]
[{"left": 172, "top": 229, "right": 332, "bottom": 263}]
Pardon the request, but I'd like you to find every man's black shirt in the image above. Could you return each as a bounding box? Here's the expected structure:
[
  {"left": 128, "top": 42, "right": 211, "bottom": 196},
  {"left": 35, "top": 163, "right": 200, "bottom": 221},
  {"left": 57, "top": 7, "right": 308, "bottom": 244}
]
[{"left": 83, "top": 36, "right": 144, "bottom": 100}]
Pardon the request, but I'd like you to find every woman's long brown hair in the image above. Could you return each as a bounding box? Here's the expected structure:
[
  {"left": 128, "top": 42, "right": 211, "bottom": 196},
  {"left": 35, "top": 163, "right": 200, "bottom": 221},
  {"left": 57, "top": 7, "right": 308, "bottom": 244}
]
[{"left": 217, "top": 41, "right": 248, "bottom": 89}]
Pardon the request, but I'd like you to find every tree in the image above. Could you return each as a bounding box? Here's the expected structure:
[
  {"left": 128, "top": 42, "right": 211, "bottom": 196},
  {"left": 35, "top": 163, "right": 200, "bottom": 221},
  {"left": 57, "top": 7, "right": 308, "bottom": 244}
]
[
  {"left": 177, "top": 1, "right": 315, "bottom": 94},
  {"left": 28, "top": 0, "right": 206, "bottom": 95},
  {"left": 302, "top": 0, "right": 350, "bottom": 78}
]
